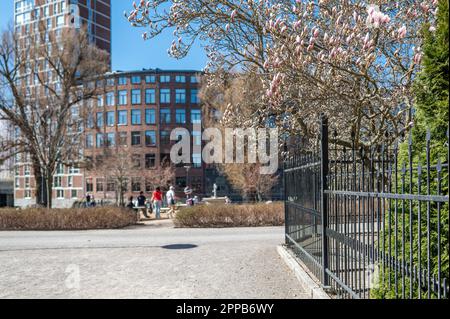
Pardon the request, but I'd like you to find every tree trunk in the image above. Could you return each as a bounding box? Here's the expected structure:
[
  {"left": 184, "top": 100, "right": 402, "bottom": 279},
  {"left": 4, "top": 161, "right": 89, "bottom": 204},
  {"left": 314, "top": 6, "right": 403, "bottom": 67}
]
[
  {"left": 257, "top": 191, "right": 263, "bottom": 203},
  {"left": 46, "top": 172, "right": 53, "bottom": 209},
  {"left": 120, "top": 186, "right": 125, "bottom": 207},
  {"left": 32, "top": 161, "right": 46, "bottom": 207}
]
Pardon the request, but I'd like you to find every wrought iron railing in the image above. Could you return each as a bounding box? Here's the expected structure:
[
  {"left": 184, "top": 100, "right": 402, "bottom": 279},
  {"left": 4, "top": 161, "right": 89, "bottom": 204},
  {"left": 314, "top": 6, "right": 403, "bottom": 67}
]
[{"left": 284, "top": 116, "right": 449, "bottom": 299}]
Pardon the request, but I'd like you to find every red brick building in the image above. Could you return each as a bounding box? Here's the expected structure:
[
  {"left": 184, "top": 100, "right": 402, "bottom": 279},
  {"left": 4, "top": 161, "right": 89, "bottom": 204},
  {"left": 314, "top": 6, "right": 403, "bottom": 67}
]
[
  {"left": 84, "top": 69, "right": 205, "bottom": 204},
  {"left": 12, "top": 1, "right": 208, "bottom": 207}
]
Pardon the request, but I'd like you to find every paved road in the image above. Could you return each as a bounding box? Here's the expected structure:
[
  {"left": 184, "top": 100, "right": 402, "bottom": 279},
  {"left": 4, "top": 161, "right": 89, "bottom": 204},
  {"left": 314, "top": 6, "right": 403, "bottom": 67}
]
[{"left": 0, "top": 221, "right": 307, "bottom": 299}]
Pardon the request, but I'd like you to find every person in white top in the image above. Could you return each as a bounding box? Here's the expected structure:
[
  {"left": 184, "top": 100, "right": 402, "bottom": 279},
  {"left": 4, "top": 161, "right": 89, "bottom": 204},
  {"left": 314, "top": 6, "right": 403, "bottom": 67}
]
[{"left": 166, "top": 186, "right": 177, "bottom": 219}]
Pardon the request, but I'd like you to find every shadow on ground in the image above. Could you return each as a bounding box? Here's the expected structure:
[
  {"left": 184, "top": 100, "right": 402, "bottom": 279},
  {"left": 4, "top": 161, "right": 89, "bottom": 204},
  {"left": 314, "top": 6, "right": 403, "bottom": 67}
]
[{"left": 161, "top": 244, "right": 198, "bottom": 250}]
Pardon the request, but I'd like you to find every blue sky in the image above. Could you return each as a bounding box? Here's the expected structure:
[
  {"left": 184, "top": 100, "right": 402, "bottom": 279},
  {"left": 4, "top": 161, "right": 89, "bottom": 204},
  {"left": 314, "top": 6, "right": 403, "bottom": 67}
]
[{"left": 0, "top": 0, "right": 207, "bottom": 71}]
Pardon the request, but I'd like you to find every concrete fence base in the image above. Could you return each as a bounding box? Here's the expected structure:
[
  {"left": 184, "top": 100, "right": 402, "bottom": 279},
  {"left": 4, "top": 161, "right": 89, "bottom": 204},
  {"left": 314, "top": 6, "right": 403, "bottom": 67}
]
[{"left": 277, "top": 245, "right": 330, "bottom": 299}]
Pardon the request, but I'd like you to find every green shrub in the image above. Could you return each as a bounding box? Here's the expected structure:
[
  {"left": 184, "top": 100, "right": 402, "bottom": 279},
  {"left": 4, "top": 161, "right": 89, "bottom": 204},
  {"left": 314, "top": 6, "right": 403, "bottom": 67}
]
[
  {"left": 373, "top": 0, "right": 449, "bottom": 299},
  {"left": 0, "top": 207, "right": 136, "bottom": 231},
  {"left": 174, "top": 203, "right": 284, "bottom": 228}
]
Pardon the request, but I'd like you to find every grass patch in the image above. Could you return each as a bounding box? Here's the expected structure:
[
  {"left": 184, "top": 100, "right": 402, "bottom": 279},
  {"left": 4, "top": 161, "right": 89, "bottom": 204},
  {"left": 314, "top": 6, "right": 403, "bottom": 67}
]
[
  {"left": 174, "top": 202, "right": 284, "bottom": 228},
  {"left": 0, "top": 207, "right": 136, "bottom": 231}
]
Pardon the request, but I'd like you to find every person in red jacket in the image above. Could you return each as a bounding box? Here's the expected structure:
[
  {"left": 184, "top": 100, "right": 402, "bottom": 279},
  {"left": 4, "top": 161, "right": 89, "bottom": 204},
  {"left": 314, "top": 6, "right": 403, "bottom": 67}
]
[{"left": 151, "top": 187, "right": 163, "bottom": 220}]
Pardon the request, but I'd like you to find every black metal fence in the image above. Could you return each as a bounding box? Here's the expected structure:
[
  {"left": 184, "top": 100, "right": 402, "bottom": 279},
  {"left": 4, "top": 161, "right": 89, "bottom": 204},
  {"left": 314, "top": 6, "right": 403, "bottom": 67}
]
[{"left": 284, "top": 116, "right": 449, "bottom": 299}]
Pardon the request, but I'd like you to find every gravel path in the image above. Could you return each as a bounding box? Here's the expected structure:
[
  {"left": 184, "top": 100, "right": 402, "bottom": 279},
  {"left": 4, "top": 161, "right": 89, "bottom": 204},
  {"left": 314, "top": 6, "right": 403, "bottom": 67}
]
[{"left": 0, "top": 221, "right": 308, "bottom": 299}]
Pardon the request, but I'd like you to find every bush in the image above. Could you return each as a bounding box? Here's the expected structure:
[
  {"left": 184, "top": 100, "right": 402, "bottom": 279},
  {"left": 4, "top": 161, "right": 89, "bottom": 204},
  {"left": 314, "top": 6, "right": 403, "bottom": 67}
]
[
  {"left": 372, "top": 0, "right": 449, "bottom": 299},
  {"left": 0, "top": 207, "right": 136, "bottom": 231},
  {"left": 174, "top": 202, "right": 284, "bottom": 228}
]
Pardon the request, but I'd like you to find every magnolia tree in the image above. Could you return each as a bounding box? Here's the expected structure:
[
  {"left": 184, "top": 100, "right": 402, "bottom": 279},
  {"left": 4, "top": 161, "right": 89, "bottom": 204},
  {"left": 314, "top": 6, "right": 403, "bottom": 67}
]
[
  {"left": 127, "top": 0, "right": 438, "bottom": 149},
  {"left": 263, "top": 0, "right": 439, "bottom": 149},
  {"left": 125, "top": 0, "right": 276, "bottom": 71}
]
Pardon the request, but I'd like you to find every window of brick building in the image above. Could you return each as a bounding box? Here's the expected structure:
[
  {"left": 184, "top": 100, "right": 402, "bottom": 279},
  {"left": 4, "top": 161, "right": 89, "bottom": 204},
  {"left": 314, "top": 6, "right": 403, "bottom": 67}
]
[
  {"left": 106, "top": 133, "right": 115, "bottom": 147},
  {"left": 176, "top": 89, "right": 186, "bottom": 104},
  {"left": 160, "top": 75, "right": 170, "bottom": 83},
  {"left": 145, "top": 131, "right": 157, "bottom": 147},
  {"left": 106, "top": 92, "right": 115, "bottom": 106},
  {"left": 86, "top": 179, "right": 93, "bottom": 192},
  {"left": 132, "top": 155, "right": 141, "bottom": 168},
  {"left": 176, "top": 75, "right": 186, "bottom": 83},
  {"left": 86, "top": 134, "right": 93, "bottom": 148},
  {"left": 131, "top": 132, "right": 141, "bottom": 146},
  {"left": 131, "top": 109, "right": 142, "bottom": 125},
  {"left": 118, "top": 90, "right": 127, "bottom": 105},
  {"left": 191, "top": 109, "right": 202, "bottom": 124},
  {"left": 160, "top": 89, "right": 171, "bottom": 104},
  {"left": 145, "top": 109, "right": 156, "bottom": 124},
  {"left": 97, "top": 95, "right": 104, "bottom": 107},
  {"left": 176, "top": 109, "right": 186, "bottom": 124},
  {"left": 96, "top": 133, "right": 105, "bottom": 147},
  {"left": 118, "top": 110, "right": 127, "bottom": 125},
  {"left": 54, "top": 176, "right": 62, "bottom": 188},
  {"left": 160, "top": 108, "right": 171, "bottom": 124},
  {"left": 191, "top": 89, "right": 199, "bottom": 104},
  {"left": 131, "top": 89, "right": 141, "bottom": 104},
  {"left": 131, "top": 76, "right": 141, "bottom": 84},
  {"left": 145, "top": 89, "right": 156, "bottom": 104},
  {"left": 145, "top": 154, "right": 156, "bottom": 169},
  {"left": 107, "top": 179, "right": 116, "bottom": 192},
  {"left": 25, "top": 190, "right": 32, "bottom": 199},
  {"left": 145, "top": 75, "right": 156, "bottom": 83},
  {"left": 96, "top": 112, "right": 104, "bottom": 127},
  {"left": 190, "top": 76, "right": 199, "bottom": 83},
  {"left": 96, "top": 178, "right": 104, "bottom": 192},
  {"left": 160, "top": 131, "right": 170, "bottom": 145},
  {"left": 118, "top": 132, "right": 128, "bottom": 146},
  {"left": 106, "top": 111, "right": 115, "bottom": 126},
  {"left": 118, "top": 77, "right": 127, "bottom": 85},
  {"left": 132, "top": 178, "right": 142, "bottom": 192}
]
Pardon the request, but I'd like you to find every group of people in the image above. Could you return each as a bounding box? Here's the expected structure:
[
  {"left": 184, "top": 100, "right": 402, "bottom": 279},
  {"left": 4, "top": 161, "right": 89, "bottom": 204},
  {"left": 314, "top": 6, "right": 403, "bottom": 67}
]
[
  {"left": 85, "top": 194, "right": 97, "bottom": 207},
  {"left": 126, "top": 186, "right": 177, "bottom": 220}
]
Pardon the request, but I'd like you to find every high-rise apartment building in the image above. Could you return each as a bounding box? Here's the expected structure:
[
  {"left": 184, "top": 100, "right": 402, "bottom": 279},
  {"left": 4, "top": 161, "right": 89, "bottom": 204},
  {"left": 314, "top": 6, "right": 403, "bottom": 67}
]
[
  {"left": 14, "top": 0, "right": 111, "bottom": 55},
  {"left": 12, "top": 0, "right": 112, "bottom": 207},
  {"left": 0, "top": 120, "right": 14, "bottom": 207}
]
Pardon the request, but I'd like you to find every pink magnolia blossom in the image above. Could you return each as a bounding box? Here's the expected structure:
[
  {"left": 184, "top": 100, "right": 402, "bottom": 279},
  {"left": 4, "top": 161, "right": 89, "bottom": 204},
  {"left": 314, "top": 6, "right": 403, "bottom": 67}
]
[{"left": 398, "top": 25, "right": 407, "bottom": 38}]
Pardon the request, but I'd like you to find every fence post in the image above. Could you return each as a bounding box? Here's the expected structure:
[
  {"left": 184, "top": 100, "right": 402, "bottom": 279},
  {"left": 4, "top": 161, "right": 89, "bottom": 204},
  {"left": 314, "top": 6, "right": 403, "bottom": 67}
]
[
  {"left": 320, "top": 114, "right": 330, "bottom": 287},
  {"left": 284, "top": 160, "right": 289, "bottom": 245}
]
